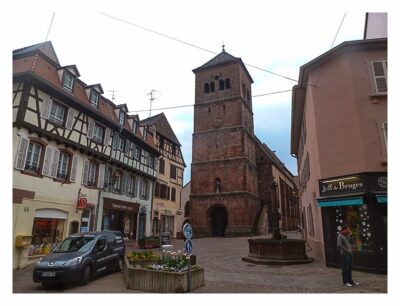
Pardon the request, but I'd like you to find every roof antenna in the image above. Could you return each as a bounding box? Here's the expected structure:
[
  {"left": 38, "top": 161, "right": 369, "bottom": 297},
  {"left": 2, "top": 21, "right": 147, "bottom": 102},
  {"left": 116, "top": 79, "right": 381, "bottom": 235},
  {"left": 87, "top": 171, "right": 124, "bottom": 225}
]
[
  {"left": 107, "top": 90, "right": 121, "bottom": 102},
  {"left": 147, "top": 89, "right": 161, "bottom": 117},
  {"left": 44, "top": 12, "right": 55, "bottom": 42}
]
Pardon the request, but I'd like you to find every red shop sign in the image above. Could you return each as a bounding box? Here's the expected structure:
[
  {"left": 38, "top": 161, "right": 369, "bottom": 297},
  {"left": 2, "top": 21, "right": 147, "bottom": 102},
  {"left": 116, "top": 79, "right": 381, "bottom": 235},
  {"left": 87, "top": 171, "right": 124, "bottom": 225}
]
[{"left": 77, "top": 197, "right": 87, "bottom": 210}]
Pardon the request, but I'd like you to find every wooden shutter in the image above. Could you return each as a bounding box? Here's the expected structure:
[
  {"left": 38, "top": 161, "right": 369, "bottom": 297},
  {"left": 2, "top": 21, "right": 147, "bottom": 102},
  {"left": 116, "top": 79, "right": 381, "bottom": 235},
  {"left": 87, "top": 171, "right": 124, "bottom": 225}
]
[
  {"left": 70, "top": 155, "right": 79, "bottom": 182},
  {"left": 15, "top": 137, "right": 30, "bottom": 170},
  {"left": 87, "top": 118, "right": 95, "bottom": 139},
  {"left": 372, "top": 61, "right": 387, "bottom": 93},
  {"left": 103, "top": 128, "right": 111, "bottom": 145},
  {"left": 125, "top": 139, "right": 131, "bottom": 155},
  {"left": 65, "top": 108, "right": 75, "bottom": 130},
  {"left": 121, "top": 173, "right": 127, "bottom": 194},
  {"left": 40, "top": 94, "right": 52, "bottom": 119},
  {"left": 97, "top": 163, "right": 105, "bottom": 188},
  {"left": 42, "top": 146, "right": 54, "bottom": 176},
  {"left": 50, "top": 148, "right": 60, "bottom": 178},
  {"left": 82, "top": 159, "right": 89, "bottom": 185}
]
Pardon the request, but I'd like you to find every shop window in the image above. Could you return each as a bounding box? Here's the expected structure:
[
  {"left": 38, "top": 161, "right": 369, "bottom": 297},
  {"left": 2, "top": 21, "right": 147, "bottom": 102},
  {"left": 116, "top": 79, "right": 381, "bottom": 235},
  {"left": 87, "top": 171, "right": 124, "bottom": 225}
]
[
  {"left": 335, "top": 205, "right": 374, "bottom": 252},
  {"left": 31, "top": 217, "right": 65, "bottom": 246}
]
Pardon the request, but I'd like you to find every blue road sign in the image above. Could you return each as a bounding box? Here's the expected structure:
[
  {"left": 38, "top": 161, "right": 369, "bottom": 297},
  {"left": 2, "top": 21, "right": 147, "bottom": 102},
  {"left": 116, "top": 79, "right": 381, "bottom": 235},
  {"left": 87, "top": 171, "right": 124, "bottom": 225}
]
[
  {"left": 183, "top": 223, "right": 193, "bottom": 239},
  {"left": 184, "top": 239, "right": 193, "bottom": 254}
]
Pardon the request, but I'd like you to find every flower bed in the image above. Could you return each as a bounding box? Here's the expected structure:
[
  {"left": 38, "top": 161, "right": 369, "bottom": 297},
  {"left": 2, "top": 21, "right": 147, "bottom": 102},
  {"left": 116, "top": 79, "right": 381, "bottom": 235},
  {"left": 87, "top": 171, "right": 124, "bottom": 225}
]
[
  {"left": 124, "top": 250, "right": 205, "bottom": 293},
  {"left": 126, "top": 250, "right": 159, "bottom": 267}
]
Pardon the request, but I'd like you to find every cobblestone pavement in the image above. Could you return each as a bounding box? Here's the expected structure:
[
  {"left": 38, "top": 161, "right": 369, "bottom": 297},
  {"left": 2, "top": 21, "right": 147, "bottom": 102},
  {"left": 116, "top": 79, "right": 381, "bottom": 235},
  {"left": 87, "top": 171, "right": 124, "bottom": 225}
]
[{"left": 12, "top": 232, "right": 387, "bottom": 294}]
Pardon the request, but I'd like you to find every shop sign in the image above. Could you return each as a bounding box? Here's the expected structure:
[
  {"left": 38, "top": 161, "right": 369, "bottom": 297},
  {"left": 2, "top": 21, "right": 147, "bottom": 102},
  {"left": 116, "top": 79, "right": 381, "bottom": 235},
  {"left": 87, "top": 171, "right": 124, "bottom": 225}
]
[
  {"left": 319, "top": 175, "right": 364, "bottom": 196},
  {"left": 77, "top": 197, "right": 87, "bottom": 210},
  {"left": 111, "top": 203, "right": 134, "bottom": 211}
]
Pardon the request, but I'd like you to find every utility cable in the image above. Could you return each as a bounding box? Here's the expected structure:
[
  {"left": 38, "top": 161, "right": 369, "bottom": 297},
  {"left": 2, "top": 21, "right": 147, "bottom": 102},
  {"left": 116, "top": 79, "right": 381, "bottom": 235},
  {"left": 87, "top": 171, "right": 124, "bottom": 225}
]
[
  {"left": 131, "top": 89, "right": 292, "bottom": 113},
  {"left": 100, "top": 12, "right": 298, "bottom": 83}
]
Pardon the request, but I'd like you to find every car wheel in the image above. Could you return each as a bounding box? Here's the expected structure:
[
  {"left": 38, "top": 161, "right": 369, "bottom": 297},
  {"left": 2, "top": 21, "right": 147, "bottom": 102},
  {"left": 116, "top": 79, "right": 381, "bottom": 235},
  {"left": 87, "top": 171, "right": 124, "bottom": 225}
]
[
  {"left": 81, "top": 266, "right": 91, "bottom": 286},
  {"left": 115, "top": 257, "right": 123, "bottom": 272}
]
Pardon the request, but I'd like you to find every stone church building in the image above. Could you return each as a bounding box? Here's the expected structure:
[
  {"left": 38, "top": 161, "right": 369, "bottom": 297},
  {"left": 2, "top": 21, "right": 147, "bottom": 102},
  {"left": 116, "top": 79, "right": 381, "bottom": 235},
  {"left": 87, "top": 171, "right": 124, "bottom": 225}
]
[{"left": 189, "top": 48, "right": 299, "bottom": 238}]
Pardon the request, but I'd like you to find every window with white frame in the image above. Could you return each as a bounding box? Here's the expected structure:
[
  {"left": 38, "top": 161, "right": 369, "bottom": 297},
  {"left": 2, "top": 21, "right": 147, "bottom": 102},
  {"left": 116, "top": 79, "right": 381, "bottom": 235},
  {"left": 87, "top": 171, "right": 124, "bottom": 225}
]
[
  {"left": 62, "top": 71, "right": 75, "bottom": 92},
  {"left": 371, "top": 60, "right": 387, "bottom": 94},
  {"left": 56, "top": 152, "right": 70, "bottom": 179},
  {"left": 25, "top": 142, "right": 42, "bottom": 172},
  {"left": 139, "top": 178, "right": 148, "bottom": 199},
  {"left": 87, "top": 161, "right": 97, "bottom": 186},
  {"left": 119, "top": 111, "right": 125, "bottom": 126},
  {"left": 112, "top": 170, "right": 122, "bottom": 192},
  {"left": 49, "top": 102, "right": 66, "bottom": 126},
  {"left": 128, "top": 175, "right": 137, "bottom": 196},
  {"left": 133, "top": 145, "right": 141, "bottom": 160},
  {"left": 92, "top": 123, "right": 104, "bottom": 143},
  {"left": 89, "top": 89, "right": 99, "bottom": 108}
]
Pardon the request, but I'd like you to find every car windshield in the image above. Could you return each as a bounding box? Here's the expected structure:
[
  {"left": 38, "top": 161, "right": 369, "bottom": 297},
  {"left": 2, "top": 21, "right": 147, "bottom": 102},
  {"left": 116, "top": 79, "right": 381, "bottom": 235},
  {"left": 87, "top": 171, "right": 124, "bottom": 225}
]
[{"left": 52, "top": 236, "right": 95, "bottom": 253}]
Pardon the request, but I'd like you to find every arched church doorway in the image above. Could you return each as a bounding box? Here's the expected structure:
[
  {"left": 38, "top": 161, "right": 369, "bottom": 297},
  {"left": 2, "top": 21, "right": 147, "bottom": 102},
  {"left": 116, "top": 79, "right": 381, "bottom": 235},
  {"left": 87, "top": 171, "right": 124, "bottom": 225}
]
[{"left": 210, "top": 205, "right": 228, "bottom": 237}]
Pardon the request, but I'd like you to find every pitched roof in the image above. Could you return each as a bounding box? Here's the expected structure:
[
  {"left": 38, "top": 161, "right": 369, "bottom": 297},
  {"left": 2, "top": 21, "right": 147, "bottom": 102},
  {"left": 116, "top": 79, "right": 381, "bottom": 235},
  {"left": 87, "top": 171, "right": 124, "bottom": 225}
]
[
  {"left": 13, "top": 41, "right": 60, "bottom": 65},
  {"left": 193, "top": 50, "right": 253, "bottom": 83},
  {"left": 140, "top": 112, "right": 181, "bottom": 145}
]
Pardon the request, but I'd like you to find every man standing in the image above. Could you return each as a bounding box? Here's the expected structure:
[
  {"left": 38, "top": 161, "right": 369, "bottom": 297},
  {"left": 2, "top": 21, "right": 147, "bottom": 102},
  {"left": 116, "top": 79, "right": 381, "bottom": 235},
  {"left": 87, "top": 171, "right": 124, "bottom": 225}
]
[{"left": 337, "top": 226, "right": 360, "bottom": 287}]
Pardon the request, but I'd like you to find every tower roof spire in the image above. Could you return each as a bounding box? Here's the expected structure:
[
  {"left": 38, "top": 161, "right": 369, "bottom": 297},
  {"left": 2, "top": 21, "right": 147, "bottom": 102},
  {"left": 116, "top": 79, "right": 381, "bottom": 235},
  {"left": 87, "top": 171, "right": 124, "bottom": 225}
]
[{"left": 222, "top": 41, "right": 225, "bottom": 52}]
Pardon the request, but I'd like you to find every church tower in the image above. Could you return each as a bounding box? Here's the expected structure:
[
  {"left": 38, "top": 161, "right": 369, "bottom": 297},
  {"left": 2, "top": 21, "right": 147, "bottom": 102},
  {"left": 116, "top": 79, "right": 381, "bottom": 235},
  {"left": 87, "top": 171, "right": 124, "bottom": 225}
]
[{"left": 190, "top": 48, "right": 259, "bottom": 237}]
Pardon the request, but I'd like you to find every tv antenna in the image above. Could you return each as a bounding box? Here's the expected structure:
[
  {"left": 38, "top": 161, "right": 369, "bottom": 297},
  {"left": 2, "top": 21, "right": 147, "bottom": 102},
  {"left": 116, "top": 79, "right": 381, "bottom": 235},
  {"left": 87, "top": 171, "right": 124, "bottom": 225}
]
[
  {"left": 147, "top": 89, "right": 161, "bottom": 117},
  {"left": 107, "top": 90, "right": 121, "bottom": 102}
]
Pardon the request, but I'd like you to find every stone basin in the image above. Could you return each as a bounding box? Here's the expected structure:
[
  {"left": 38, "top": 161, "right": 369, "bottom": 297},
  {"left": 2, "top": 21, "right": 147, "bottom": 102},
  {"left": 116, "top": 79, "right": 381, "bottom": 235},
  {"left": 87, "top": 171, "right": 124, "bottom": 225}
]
[{"left": 242, "top": 238, "right": 313, "bottom": 265}]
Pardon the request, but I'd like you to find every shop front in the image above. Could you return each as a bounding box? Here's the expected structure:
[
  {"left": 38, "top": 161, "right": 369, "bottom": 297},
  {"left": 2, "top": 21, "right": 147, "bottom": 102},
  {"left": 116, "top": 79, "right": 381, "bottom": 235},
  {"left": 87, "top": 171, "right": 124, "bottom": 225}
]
[
  {"left": 318, "top": 172, "right": 387, "bottom": 273},
  {"left": 102, "top": 197, "right": 139, "bottom": 239}
]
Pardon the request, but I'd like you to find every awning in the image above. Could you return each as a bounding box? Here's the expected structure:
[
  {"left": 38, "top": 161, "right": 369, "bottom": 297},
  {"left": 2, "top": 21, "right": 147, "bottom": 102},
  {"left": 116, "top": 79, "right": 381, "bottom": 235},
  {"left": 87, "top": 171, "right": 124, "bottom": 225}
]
[
  {"left": 376, "top": 195, "right": 387, "bottom": 204},
  {"left": 317, "top": 197, "right": 364, "bottom": 207}
]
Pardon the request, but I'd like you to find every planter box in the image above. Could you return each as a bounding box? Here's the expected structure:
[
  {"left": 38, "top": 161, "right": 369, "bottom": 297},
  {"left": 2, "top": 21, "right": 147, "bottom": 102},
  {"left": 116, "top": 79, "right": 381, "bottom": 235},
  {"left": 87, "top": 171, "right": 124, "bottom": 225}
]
[{"left": 124, "top": 257, "right": 205, "bottom": 293}]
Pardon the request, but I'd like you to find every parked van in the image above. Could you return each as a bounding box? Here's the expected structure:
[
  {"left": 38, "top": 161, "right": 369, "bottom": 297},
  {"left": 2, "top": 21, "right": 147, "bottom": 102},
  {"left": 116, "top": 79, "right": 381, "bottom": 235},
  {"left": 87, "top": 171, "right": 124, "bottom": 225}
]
[{"left": 33, "top": 231, "right": 125, "bottom": 286}]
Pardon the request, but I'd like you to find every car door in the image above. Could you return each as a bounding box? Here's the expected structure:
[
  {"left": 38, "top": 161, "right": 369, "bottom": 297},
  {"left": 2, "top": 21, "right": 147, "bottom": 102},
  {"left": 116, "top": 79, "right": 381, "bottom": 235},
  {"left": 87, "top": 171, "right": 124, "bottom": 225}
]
[{"left": 93, "top": 235, "right": 108, "bottom": 275}]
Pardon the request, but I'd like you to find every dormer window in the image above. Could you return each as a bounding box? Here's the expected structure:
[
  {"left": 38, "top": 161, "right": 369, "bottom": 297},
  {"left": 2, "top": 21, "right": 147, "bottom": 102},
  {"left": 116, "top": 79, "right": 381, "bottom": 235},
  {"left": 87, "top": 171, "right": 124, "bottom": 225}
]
[
  {"left": 143, "top": 128, "right": 147, "bottom": 140},
  {"left": 89, "top": 89, "right": 99, "bottom": 108},
  {"left": 119, "top": 111, "right": 125, "bottom": 126},
  {"left": 62, "top": 71, "right": 75, "bottom": 92},
  {"left": 132, "top": 120, "right": 137, "bottom": 134}
]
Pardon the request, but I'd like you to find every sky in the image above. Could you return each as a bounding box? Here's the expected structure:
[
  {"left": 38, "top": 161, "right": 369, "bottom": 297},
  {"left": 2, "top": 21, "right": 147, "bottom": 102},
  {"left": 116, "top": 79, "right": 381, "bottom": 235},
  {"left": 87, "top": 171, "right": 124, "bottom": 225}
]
[
  {"left": 2, "top": 0, "right": 398, "bottom": 305},
  {"left": 4, "top": 1, "right": 381, "bottom": 185}
]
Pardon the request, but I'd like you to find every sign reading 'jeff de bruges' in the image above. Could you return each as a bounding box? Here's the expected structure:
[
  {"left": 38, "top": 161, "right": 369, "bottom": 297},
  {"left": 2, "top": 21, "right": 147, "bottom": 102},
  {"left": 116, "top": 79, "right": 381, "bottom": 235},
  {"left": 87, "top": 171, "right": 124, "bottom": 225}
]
[{"left": 319, "top": 175, "right": 364, "bottom": 196}]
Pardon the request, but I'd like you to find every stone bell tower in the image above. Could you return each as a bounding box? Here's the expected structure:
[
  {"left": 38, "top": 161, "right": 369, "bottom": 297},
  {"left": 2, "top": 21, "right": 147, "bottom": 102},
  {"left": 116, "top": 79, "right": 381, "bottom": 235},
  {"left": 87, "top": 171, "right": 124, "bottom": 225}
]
[{"left": 190, "top": 47, "right": 259, "bottom": 237}]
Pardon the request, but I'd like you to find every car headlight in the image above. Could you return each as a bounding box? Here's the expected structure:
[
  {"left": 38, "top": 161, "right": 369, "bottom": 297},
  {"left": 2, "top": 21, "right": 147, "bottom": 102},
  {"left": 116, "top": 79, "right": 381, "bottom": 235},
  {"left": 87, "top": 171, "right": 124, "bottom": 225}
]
[
  {"left": 64, "top": 256, "right": 83, "bottom": 266},
  {"left": 36, "top": 258, "right": 43, "bottom": 266}
]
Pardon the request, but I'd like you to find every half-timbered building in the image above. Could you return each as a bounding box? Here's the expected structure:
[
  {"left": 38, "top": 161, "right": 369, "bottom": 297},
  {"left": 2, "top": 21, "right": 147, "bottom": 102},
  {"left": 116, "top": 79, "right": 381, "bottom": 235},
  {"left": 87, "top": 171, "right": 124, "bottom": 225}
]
[
  {"left": 12, "top": 41, "right": 159, "bottom": 268},
  {"left": 140, "top": 113, "right": 186, "bottom": 238}
]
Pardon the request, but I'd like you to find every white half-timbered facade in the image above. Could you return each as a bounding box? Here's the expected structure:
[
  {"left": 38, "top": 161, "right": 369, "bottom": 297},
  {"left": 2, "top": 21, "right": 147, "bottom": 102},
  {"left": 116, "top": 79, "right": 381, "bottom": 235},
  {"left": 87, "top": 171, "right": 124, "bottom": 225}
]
[{"left": 12, "top": 42, "right": 159, "bottom": 268}]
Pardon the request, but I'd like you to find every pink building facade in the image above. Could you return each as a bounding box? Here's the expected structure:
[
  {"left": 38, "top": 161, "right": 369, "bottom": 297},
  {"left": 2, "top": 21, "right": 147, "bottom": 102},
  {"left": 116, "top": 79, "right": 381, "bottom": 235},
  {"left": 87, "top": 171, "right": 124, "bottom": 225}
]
[{"left": 291, "top": 38, "right": 387, "bottom": 273}]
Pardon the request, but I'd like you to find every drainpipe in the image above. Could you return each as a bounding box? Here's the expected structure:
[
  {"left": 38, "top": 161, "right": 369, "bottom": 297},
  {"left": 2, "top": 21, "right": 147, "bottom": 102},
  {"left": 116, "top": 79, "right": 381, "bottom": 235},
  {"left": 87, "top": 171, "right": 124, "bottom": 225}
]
[{"left": 94, "top": 188, "right": 102, "bottom": 231}]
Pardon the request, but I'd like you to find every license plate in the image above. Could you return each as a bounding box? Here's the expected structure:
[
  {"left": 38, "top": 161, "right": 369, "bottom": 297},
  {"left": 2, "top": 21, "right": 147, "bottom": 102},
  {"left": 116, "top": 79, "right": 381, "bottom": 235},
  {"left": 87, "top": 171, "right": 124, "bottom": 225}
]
[{"left": 41, "top": 271, "right": 56, "bottom": 277}]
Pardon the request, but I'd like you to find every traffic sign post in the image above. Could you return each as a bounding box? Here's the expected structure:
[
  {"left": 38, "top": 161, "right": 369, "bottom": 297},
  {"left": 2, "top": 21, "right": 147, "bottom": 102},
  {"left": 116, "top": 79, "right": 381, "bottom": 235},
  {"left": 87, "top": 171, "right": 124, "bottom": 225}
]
[{"left": 183, "top": 223, "right": 193, "bottom": 292}]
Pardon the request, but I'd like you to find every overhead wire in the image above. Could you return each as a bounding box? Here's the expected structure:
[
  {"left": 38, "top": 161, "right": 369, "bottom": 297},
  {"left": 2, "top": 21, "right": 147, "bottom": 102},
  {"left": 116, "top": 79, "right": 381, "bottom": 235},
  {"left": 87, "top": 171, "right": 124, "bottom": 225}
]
[
  {"left": 100, "top": 12, "right": 298, "bottom": 83},
  {"left": 131, "top": 89, "right": 292, "bottom": 113}
]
